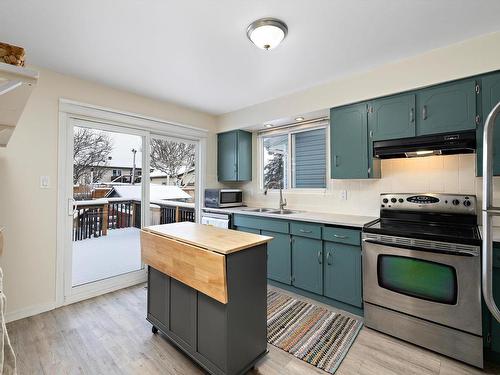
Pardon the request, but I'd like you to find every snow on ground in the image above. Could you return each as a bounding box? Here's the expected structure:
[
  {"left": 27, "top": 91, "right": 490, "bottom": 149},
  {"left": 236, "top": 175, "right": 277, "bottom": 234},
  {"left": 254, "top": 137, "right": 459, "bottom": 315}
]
[{"left": 72, "top": 227, "right": 142, "bottom": 287}]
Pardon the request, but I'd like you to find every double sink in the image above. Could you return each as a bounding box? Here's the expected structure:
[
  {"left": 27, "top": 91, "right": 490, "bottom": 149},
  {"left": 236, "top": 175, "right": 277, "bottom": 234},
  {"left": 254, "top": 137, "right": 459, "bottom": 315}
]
[{"left": 241, "top": 207, "right": 299, "bottom": 215}]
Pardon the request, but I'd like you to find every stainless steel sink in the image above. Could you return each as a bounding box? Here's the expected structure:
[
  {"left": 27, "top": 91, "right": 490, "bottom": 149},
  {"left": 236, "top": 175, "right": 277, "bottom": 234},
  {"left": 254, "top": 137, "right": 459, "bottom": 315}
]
[
  {"left": 268, "top": 209, "right": 298, "bottom": 215},
  {"left": 242, "top": 207, "right": 273, "bottom": 213}
]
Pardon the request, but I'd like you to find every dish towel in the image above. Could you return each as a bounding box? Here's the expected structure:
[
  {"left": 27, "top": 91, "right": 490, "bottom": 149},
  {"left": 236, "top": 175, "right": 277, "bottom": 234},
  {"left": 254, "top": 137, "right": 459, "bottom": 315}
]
[{"left": 0, "top": 268, "right": 16, "bottom": 375}]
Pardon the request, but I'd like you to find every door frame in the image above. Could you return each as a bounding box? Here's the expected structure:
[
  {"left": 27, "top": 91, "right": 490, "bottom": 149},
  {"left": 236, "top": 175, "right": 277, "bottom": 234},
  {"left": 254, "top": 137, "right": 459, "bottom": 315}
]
[{"left": 56, "top": 99, "right": 208, "bottom": 307}]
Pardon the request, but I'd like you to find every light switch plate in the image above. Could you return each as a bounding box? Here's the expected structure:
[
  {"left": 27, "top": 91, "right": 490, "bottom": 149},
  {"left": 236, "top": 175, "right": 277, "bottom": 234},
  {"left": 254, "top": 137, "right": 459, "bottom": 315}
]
[
  {"left": 40, "top": 176, "right": 50, "bottom": 189},
  {"left": 340, "top": 190, "right": 348, "bottom": 200}
]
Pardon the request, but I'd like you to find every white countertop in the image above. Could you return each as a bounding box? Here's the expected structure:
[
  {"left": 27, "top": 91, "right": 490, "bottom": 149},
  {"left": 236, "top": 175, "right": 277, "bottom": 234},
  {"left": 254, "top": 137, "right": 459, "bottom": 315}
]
[{"left": 202, "top": 206, "right": 376, "bottom": 228}]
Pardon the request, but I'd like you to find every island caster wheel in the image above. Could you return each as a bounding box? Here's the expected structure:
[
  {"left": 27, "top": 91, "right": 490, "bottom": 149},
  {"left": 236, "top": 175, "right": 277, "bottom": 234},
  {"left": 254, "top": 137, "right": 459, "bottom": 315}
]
[{"left": 152, "top": 326, "right": 158, "bottom": 334}]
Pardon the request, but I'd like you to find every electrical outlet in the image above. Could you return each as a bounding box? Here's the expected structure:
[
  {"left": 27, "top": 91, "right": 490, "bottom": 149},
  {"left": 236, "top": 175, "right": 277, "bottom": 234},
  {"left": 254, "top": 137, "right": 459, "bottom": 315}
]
[
  {"left": 340, "top": 190, "right": 348, "bottom": 200},
  {"left": 40, "top": 176, "right": 50, "bottom": 189}
]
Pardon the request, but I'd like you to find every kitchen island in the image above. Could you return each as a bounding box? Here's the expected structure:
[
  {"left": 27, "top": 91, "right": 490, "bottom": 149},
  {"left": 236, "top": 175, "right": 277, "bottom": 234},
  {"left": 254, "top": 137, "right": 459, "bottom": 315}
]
[{"left": 141, "top": 222, "right": 272, "bottom": 375}]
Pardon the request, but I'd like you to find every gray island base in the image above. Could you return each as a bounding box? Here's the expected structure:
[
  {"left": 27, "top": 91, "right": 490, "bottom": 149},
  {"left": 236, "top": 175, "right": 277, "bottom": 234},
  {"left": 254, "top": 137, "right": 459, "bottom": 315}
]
[{"left": 142, "top": 222, "right": 270, "bottom": 375}]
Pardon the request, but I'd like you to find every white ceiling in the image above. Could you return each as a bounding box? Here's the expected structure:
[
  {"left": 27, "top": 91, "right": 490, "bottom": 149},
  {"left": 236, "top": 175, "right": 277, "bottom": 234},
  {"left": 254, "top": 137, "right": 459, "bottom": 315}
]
[{"left": 2, "top": 0, "right": 500, "bottom": 115}]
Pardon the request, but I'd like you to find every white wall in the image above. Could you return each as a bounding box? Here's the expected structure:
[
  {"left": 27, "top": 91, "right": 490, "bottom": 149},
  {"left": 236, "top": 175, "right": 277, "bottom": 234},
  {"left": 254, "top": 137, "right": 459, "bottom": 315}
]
[{"left": 0, "top": 66, "right": 217, "bottom": 320}]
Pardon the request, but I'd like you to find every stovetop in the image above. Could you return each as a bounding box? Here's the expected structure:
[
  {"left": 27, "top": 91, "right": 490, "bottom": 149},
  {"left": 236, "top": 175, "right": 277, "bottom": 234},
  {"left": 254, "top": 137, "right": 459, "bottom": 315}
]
[
  {"left": 363, "top": 193, "right": 481, "bottom": 246},
  {"left": 363, "top": 218, "right": 481, "bottom": 246}
]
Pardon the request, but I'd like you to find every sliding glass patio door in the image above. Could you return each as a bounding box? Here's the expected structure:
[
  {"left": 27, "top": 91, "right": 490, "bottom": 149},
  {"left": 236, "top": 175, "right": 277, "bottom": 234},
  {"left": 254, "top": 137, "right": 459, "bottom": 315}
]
[
  {"left": 65, "top": 118, "right": 149, "bottom": 301},
  {"left": 60, "top": 108, "right": 204, "bottom": 305}
]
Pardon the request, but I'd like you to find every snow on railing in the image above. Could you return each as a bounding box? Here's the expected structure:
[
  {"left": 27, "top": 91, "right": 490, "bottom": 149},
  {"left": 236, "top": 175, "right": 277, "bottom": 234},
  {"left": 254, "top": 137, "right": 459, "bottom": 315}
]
[{"left": 73, "top": 198, "right": 195, "bottom": 241}]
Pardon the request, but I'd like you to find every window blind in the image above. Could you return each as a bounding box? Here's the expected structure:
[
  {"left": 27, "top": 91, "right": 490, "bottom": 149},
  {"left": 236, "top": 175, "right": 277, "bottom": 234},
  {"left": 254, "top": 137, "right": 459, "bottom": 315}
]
[{"left": 293, "top": 128, "right": 326, "bottom": 188}]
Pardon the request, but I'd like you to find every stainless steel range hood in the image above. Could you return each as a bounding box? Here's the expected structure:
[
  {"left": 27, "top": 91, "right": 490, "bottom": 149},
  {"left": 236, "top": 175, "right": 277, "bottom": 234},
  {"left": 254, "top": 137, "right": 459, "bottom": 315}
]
[{"left": 373, "top": 130, "right": 476, "bottom": 159}]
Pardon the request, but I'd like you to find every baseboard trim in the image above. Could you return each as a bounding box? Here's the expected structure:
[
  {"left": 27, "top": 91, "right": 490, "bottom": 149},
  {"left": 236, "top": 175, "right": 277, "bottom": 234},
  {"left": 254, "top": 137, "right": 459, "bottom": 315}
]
[
  {"left": 6, "top": 271, "right": 147, "bottom": 323},
  {"left": 64, "top": 271, "right": 147, "bottom": 306},
  {"left": 267, "top": 279, "right": 364, "bottom": 317},
  {"left": 5, "top": 301, "right": 56, "bottom": 323}
]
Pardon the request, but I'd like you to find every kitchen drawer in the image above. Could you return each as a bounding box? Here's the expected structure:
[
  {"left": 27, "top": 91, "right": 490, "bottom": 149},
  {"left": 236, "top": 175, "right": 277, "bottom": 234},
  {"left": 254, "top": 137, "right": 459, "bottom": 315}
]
[
  {"left": 322, "top": 226, "right": 360, "bottom": 246},
  {"left": 290, "top": 221, "right": 322, "bottom": 239},
  {"left": 233, "top": 214, "right": 289, "bottom": 234},
  {"left": 235, "top": 226, "right": 261, "bottom": 235}
]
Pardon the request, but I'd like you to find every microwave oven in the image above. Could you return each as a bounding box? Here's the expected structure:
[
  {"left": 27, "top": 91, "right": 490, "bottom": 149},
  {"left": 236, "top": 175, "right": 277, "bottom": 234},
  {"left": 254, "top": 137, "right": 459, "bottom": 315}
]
[{"left": 204, "top": 189, "right": 243, "bottom": 208}]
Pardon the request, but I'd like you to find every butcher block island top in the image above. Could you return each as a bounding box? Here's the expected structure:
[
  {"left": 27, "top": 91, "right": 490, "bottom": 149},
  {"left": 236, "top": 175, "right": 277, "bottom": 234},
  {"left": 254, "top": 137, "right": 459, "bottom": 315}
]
[
  {"left": 141, "top": 222, "right": 272, "bottom": 304},
  {"left": 143, "top": 221, "right": 272, "bottom": 254}
]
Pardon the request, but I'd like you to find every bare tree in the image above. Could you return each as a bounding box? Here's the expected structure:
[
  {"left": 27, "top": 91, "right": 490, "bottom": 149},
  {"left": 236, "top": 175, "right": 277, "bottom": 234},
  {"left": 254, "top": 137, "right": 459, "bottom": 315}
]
[
  {"left": 73, "top": 127, "right": 113, "bottom": 184},
  {"left": 150, "top": 139, "right": 195, "bottom": 186}
]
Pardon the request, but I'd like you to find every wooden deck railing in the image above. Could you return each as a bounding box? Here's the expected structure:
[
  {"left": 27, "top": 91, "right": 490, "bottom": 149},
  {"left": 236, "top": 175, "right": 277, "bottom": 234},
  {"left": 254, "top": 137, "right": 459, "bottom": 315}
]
[{"left": 73, "top": 199, "right": 195, "bottom": 241}]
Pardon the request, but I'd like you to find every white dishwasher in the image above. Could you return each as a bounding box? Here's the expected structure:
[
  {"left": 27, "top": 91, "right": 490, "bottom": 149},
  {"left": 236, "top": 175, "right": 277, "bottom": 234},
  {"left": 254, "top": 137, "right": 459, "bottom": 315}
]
[{"left": 201, "top": 211, "right": 231, "bottom": 229}]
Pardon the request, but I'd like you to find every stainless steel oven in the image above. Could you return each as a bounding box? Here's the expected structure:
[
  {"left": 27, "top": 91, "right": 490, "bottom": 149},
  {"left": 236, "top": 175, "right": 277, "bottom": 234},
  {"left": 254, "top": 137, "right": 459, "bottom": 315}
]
[
  {"left": 204, "top": 189, "right": 243, "bottom": 208},
  {"left": 362, "top": 193, "right": 483, "bottom": 368},
  {"left": 363, "top": 236, "right": 481, "bottom": 334}
]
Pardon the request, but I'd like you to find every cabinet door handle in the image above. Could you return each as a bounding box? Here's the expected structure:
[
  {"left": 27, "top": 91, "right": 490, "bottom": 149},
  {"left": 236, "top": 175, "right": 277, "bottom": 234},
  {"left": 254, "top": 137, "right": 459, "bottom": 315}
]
[
  {"left": 317, "top": 251, "right": 322, "bottom": 264},
  {"left": 410, "top": 108, "right": 414, "bottom": 123},
  {"left": 326, "top": 251, "right": 332, "bottom": 265},
  {"left": 333, "top": 234, "right": 347, "bottom": 239},
  {"left": 299, "top": 229, "right": 312, "bottom": 233},
  {"left": 422, "top": 105, "right": 428, "bottom": 120},
  {"left": 334, "top": 155, "right": 340, "bottom": 167}
]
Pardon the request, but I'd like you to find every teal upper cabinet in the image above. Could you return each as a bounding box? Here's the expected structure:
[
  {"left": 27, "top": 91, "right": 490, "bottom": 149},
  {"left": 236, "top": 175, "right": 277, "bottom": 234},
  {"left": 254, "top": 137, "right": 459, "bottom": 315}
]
[
  {"left": 217, "top": 130, "right": 252, "bottom": 182},
  {"left": 323, "top": 242, "right": 362, "bottom": 308},
  {"left": 477, "top": 72, "right": 500, "bottom": 177},
  {"left": 262, "top": 230, "right": 291, "bottom": 285},
  {"left": 218, "top": 131, "right": 237, "bottom": 181},
  {"left": 291, "top": 236, "right": 323, "bottom": 295},
  {"left": 331, "top": 103, "right": 379, "bottom": 179},
  {"left": 368, "top": 94, "right": 416, "bottom": 141},
  {"left": 416, "top": 79, "right": 477, "bottom": 136}
]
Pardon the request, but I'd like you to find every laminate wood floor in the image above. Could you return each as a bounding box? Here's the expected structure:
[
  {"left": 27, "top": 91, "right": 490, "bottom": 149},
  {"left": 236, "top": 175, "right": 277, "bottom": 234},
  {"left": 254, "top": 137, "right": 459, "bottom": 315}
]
[{"left": 7, "top": 284, "right": 500, "bottom": 375}]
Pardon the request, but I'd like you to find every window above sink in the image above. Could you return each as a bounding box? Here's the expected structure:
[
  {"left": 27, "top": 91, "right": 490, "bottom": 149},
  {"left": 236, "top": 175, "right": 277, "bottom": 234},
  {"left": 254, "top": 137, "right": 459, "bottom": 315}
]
[{"left": 259, "top": 121, "right": 328, "bottom": 191}]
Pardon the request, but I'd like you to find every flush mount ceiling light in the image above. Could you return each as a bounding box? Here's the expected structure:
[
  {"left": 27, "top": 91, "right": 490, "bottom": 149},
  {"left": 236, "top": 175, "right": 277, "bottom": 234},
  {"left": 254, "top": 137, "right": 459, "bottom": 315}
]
[
  {"left": 264, "top": 123, "right": 273, "bottom": 128},
  {"left": 246, "top": 18, "right": 288, "bottom": 50},
  {"left": 295, "top": 116, "right": 304, "bottom": 122}
]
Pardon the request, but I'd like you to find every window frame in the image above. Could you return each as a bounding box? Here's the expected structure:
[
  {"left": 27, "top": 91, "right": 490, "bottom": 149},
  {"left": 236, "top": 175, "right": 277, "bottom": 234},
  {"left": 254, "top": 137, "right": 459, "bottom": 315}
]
[{"left": 258, "top": 121, "right": 330, "bottom": 193}]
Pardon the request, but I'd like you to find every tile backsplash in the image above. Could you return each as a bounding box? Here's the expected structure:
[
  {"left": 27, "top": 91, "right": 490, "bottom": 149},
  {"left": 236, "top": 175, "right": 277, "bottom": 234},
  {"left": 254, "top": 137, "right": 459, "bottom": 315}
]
[{"left": 237, "top": 154, "right": 500, "bottom": 225}]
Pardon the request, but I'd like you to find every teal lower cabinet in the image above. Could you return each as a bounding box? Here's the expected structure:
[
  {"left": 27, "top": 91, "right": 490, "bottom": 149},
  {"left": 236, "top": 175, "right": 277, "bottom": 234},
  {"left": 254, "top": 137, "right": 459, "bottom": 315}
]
[
  {"left": 291, "top": 236, "right": 323, "bottom": 295},
  {"left": 262, "top": 230, "right": 291, "bottom": 285},
  {"left": 234, "top": 215, "right": 363, "bottom": 315},
  {"left": 491, "top": 268, "right": 500, "bottom": 353},
  {"left": 323, "top": 242, "right": 362, "bottom": 308},
  {"left": 486, "top": 244, "right": 500, "bottom": 361}
]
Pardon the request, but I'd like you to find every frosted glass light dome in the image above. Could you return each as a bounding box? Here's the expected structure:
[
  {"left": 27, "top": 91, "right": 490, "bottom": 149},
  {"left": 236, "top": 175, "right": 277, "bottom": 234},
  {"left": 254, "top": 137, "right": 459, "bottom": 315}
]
[{"left": 247, "top": 18, "right": 288, "bottom": 50}]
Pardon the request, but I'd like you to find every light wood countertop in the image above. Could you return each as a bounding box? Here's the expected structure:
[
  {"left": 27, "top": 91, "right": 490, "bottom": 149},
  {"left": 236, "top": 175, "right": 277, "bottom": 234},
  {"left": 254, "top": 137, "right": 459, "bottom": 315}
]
[{"left": 143, "top": 222, "right": 272, "bottom": 255}]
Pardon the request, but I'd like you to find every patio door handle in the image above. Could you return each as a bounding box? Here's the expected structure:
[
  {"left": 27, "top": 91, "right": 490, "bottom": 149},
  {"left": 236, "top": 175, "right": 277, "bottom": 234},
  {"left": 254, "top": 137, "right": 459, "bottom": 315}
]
[{"left": 68, "top": 198, "right": 76, "bottom": 216}]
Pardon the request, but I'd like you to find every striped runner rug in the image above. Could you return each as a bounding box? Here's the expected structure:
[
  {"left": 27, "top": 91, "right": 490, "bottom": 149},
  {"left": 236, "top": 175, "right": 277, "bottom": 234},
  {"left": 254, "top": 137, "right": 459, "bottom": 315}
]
[{"left": 267, "top": 290, "right": 363, "bottom": 374}]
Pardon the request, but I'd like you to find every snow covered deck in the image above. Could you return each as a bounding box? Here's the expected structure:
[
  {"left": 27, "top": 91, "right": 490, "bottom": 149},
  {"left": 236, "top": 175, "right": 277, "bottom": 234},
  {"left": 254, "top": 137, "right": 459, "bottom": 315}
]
[{"left": 72, "top": 227, "right": 142, "bottom": 286}]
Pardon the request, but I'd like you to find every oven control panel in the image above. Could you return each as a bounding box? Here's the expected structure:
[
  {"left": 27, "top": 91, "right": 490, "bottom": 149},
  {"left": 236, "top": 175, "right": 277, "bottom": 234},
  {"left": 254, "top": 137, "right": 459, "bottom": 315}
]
[{"left": 380, "top": 193, "right": 476, "bottom": 214}]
